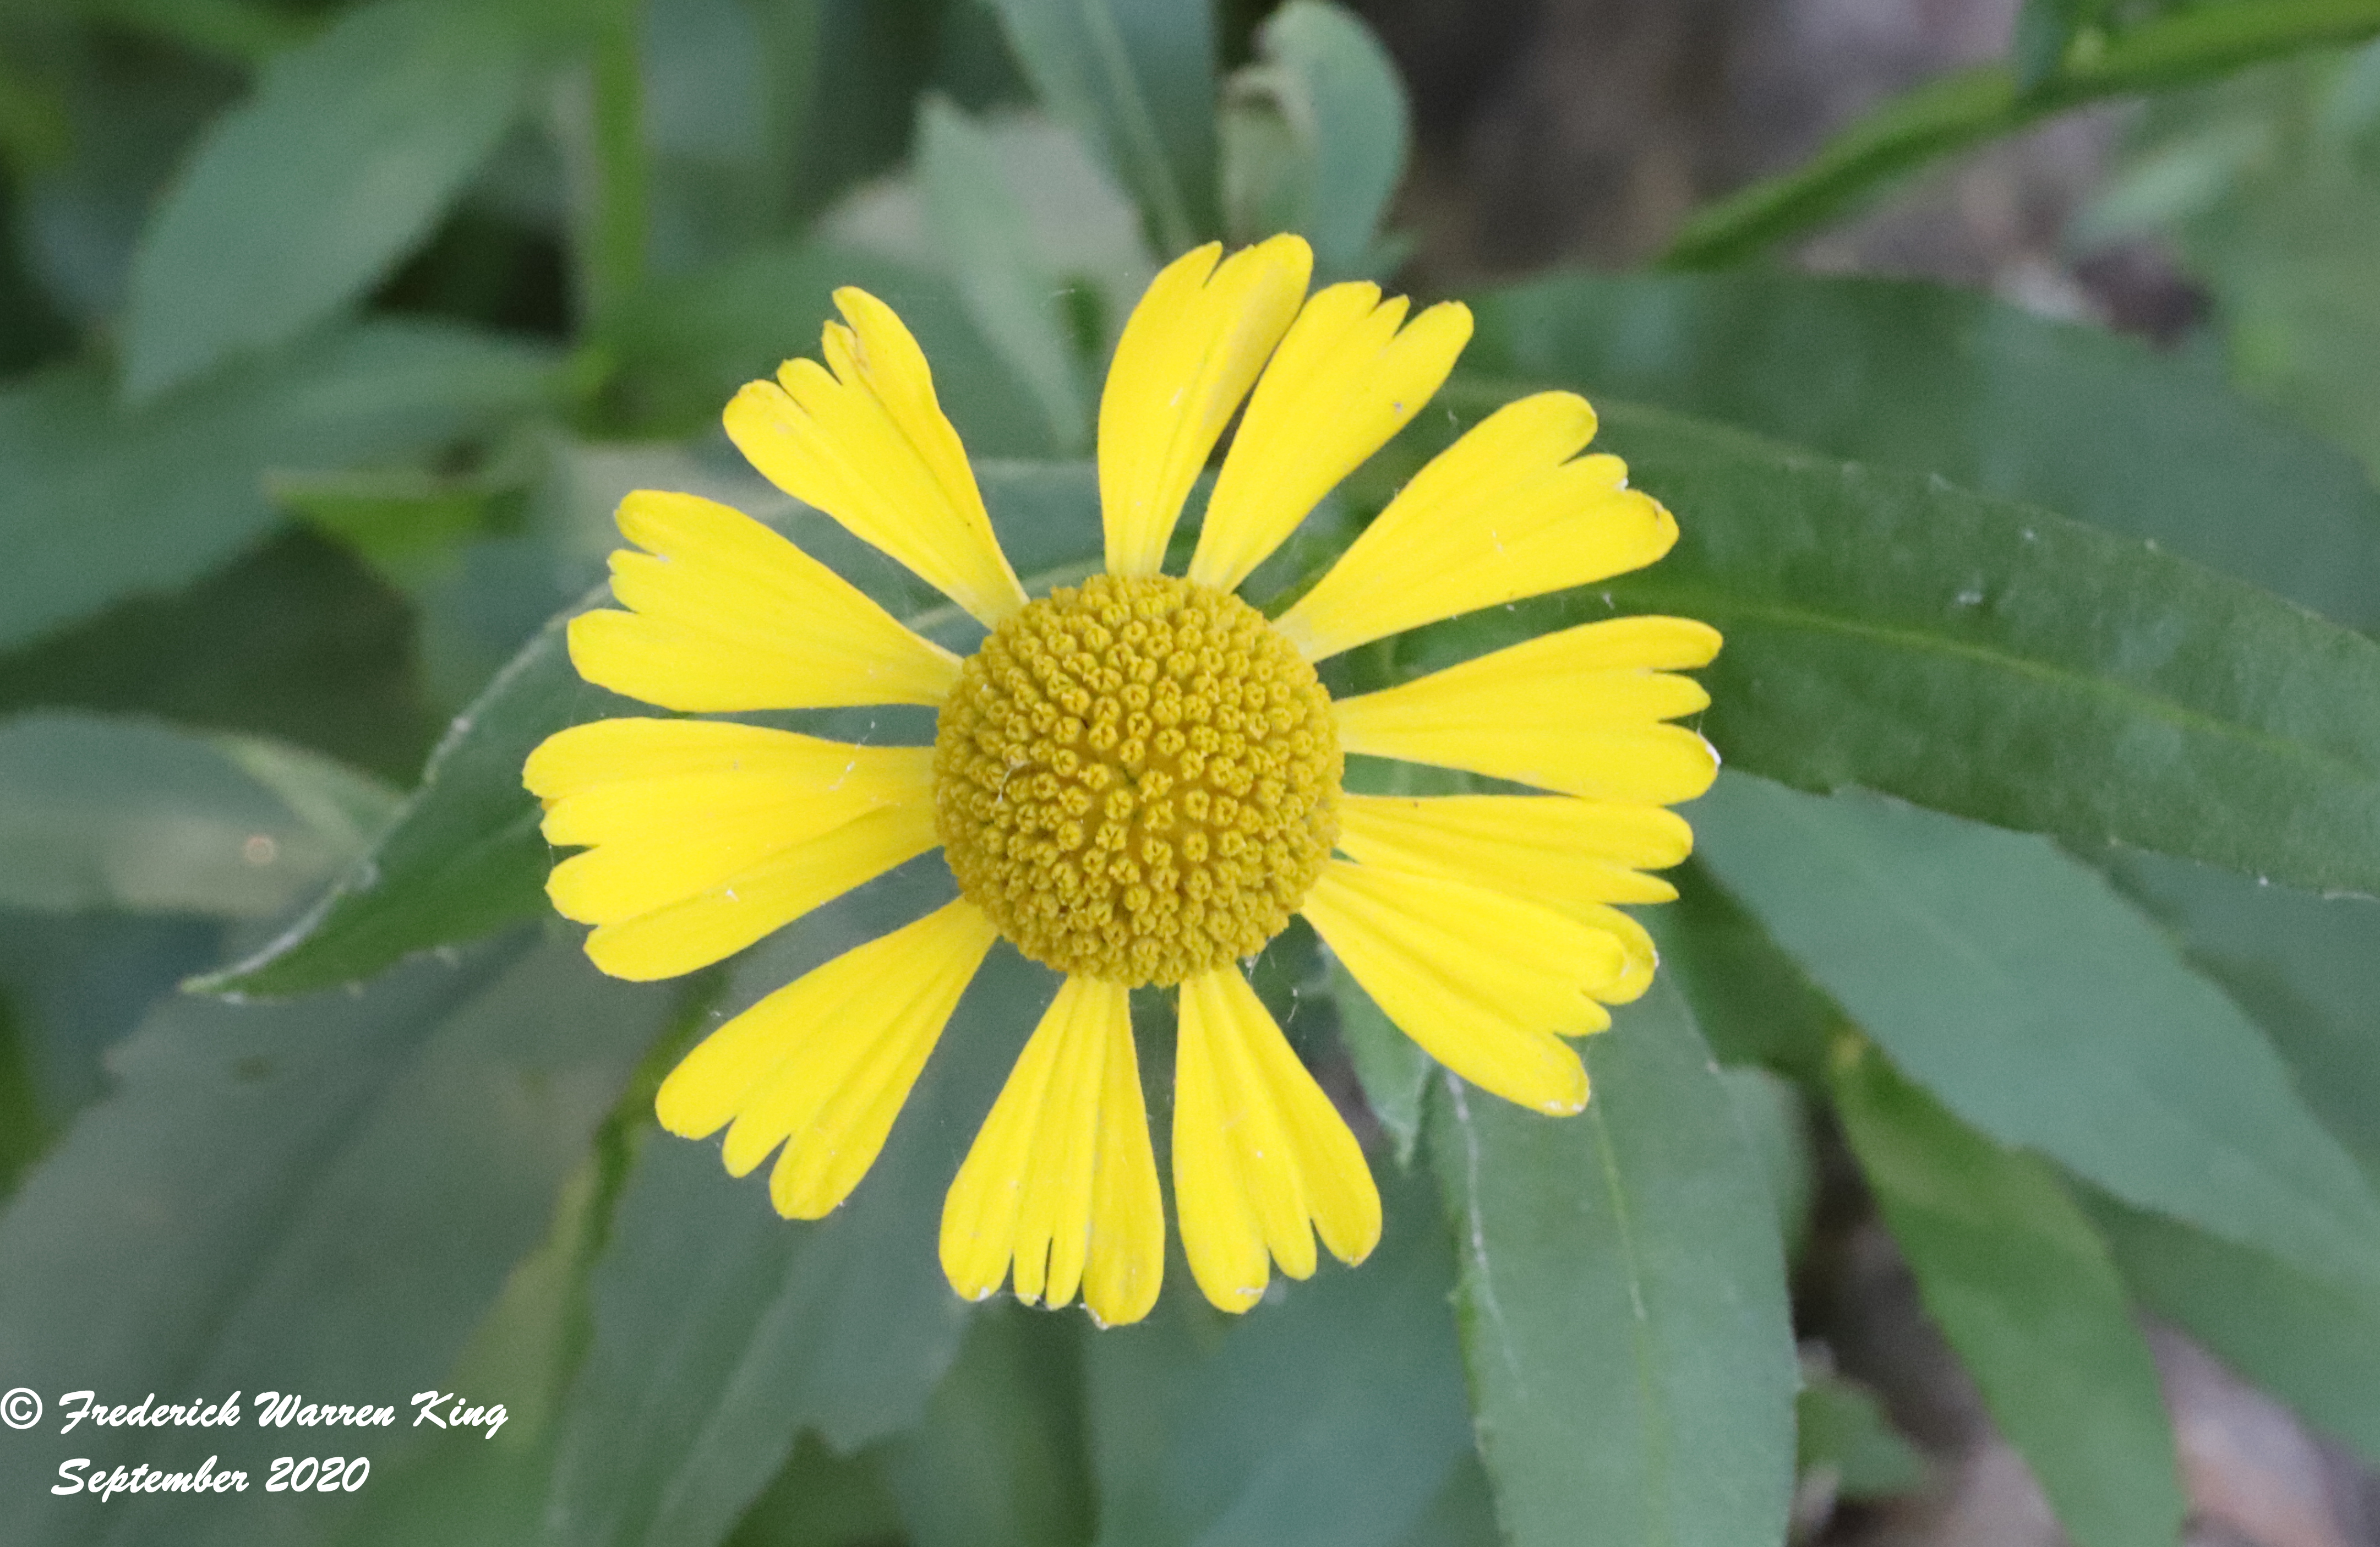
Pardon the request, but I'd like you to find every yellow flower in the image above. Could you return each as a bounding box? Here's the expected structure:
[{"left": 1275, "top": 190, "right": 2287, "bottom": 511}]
[{"left": 522, "top": 235, "right": 1720, "bottom": 1327}]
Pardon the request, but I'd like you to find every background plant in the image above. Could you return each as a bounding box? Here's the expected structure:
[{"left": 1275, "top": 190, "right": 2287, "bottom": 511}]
[{"left": 2, "top": 2, "right": 2379, "bottom": 1545}]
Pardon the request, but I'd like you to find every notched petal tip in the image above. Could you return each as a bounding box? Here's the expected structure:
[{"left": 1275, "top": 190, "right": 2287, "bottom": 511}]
[
  {"left": 1100, "top": 234, "right": 1316, "bottom": 578},
  {"left": 722, "top": 292, "right": 1022, "bottom": 627},
  {"left": 1172, "top": 966, "right": 1379, "bottom": 1315},
  {"left": 1191, "top": 276, "right": 1477, "bottom": 593}
]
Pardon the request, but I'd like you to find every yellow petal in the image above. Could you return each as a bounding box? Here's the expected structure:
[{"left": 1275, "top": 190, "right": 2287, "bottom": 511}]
[
  {"left": 724, "top": 288, "right": 1025, "bottom": 627},
  {"left": 942, "top": 979, "right": 1089, "bottom": 1306},
  {"left": 528, "top": 720, "right": 934, "bottom": 971},
  {"left": 523, "top": 715, "right": 880, "bottom": 797},
  {"left": 1574, "top": 901, "right": 1659, "bottom": 1004},
  {"left": 940, "top": 976, "right": 1163, "bottom": 1325},
  {"left": 1300, "top": 859, "right": 1628, "bottom": 1114},
  {"left": 565, "top": 490, "right": 959, "bottom": 712},
  {"left": 1099, "top": 236, "right": 1312, "bottom": 577},
  {"left": 1334, "top": 616, "right": 1723, "bottom": 804},
  {"left": 530, "top": 718, "right": 929, "bottom": 856},
  {"left": 1188, "top": 287, "right": 1472, "bottom": 592},
  {"left": 655, "top": 899, "right": 998, "bottom": 1218},
  {"left": 1274, "top": 392, "right": 1678, "bottom": 660},
  {"left": 1334, "top": 798, "right": 1668, "bottom": 1005},
  {"left": 1170, "top": 979, "right": 1265, "bottom": 1311},
  {"left": 579, "top": 802, "right": 941, "bottom": 981},
  {"left": 1172, "top": 966, "right": 1381, "bottom": 1314},
  {"left": 1082, "top": 991, "right": 1166, "bottom": 1327},
  {"left": 1337, "top": 792, "right": 1689, "bottom": 908}
]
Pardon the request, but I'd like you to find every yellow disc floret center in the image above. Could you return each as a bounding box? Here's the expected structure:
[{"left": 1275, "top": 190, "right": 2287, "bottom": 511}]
[{"left": 934, "top": 573, "right": 1341, "bottom": 987}]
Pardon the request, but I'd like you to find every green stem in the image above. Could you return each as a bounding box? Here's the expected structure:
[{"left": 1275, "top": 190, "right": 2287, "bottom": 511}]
[
  {"left": 580, "top": 0, "right": 649, "bottom": 343},
  {"left": 1663, "top": 0, "right": 2380, "bottom": 270}
]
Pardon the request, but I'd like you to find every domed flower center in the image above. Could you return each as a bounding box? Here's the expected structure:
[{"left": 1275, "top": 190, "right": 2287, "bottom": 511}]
[{"left": 934, "top": 573, "right": 1341, "bottom": 986}]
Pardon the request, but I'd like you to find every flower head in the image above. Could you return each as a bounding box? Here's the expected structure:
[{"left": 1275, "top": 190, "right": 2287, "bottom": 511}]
[{"left": 523, "top": 235, "right": 1720, "bottom": 1326}]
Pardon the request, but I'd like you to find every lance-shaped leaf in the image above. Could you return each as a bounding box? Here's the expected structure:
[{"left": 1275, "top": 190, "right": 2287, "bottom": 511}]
[
  {"left": 2090, "top": 849, "right": 2380, "bottom": 1464},
  {"left": 122, "top": 0, "right": 543, "bottom": 398},
  {"left": 879, "top": 1302, "right": 1094, "bottom": 1547},
  {"left": 0, "top": 911, "right": 224, "bottom": 1182},
  {"left": 0, "top": 710, "right": 397, "bottom": 919},
  {"left": 0, "top": 320, "right": 559, "bottom": 656},
  {"left": 0, "top": 931, "right": 678, "bottom": 1547},
  {"left": 918, "top": 97, "right": 1091, "bottom": 456},
  {"left": 1832, "top": 1038, "right": 2182, "bottom": 1547},
  {"left": 1692, "top": 774, "right": 2380, "bottom": 1295},
  {"left": 1428, "top": 978, "right": 1797, "bottom": 1547},
  {"left": 1084, "top": 1168, "right": 1473, "bottom": 1547},
  {"left": 978, "top": 0, "right": 1219, "bottom": 254}
]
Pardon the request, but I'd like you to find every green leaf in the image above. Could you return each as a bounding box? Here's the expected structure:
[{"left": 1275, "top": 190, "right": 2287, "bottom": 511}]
[
  {"left": 0, "top": 930, "right": 679, "bottom": 1547},
  {"left": 1389, "top": 1452, "right": 1502, "bottom": 1547},
  {"left": 203, "top": 465, "right": 1107, "bottom": 998},
  {"left": 637, "top": 0, "right": 781, "bottom": 260},
  {"left": 880, "top": 1301, "right": 1093, "bottom": 1547},
  {"left": 1831, "top": 1038, "right": 2181, "bottom": 1547},
  {"left": 727, "top": 1435, "right": 907, "bottom": 1547},
  {"left": 1085, "top": 1168, "right": 1473, "bottom": 1547},
  {"left": 0, "top": 320, "right": 560, "bottom": 655},
  {"left": 787, "top": 0, "right": 1035, "bottom": 223},
  {"left": 1428, "top": 977, "right": 1797, "bottom": 1547},
  {"left": 1691, "top": 774, "right": 2380, "bottom": 1294},
  {"left": 2083, "top": 851, "right": 2380, "bottom": 1464},
  {"left": 0, "top": 911, "right": 225, "bottom": 1183},
  {"left": 1456, "top": 270, "right": 2380, "bottom": 635},
  {"left": 1794, "top": 1372, "right": 1926, "bottom": 1502},
  {"left": 12, "top": 23, "right": 244, "bottom": 330},
  {"left": 918, "top": 95, "right": 1092, "bottom": 455},
  {"left": 337, "top": 1158, "right": 611, "bottom": 1547},
  {"left": 1718, "top": 1064, "right": 1812, "bottom": 1265},
  {"left": 1663, "top": 0, "right": 2380, "bottom": 267},
  {"left": 0, "top": 525, "right": 440, "bottom": 783},
  {"left": 0, "top": 710, "right": 396, "bottom": 918},
  {"left": 193, "top": 597, "right": 633, "bottom": 998},
  {"left": 539, "top": 896, "right": 1034, "bottom": 1547},
  {"left": 1640, "top": 861, "right": 1833, "bottom": 1080},
  {"left": 2093, "top": 1192, "right": 2380, "bottom": 1468},
  {"left": 272, "top": 464, "right": 532, "bottom": 593},
  {"left": 121, "top": 0, "right": 541, "bottom": 398},
  {"left": 2100, "top": 849, "right": 2380, "bottom": 1183},
  {"left": 1535, "top": 402, "right": 2380, "bottom": 898},
  {"left": 1219, "top": 0, "right": 1409, "bottom": 278},
  {"left": 978, "top": 0, "right": 1219, "bottom": 254}
]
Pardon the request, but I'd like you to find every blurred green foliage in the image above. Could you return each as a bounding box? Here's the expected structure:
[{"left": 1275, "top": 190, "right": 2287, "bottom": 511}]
[
  {"left": 2084, "top": 33, "right": 2380, "bottom": 477},
  {"left": 3, "top": 2, "right": 2380, "bottom": 1545}
]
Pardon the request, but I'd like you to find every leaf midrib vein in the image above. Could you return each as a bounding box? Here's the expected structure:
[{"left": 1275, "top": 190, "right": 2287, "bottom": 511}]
[{"left": 1623, "top": 578, "right": 2375, "bottom": 787}]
